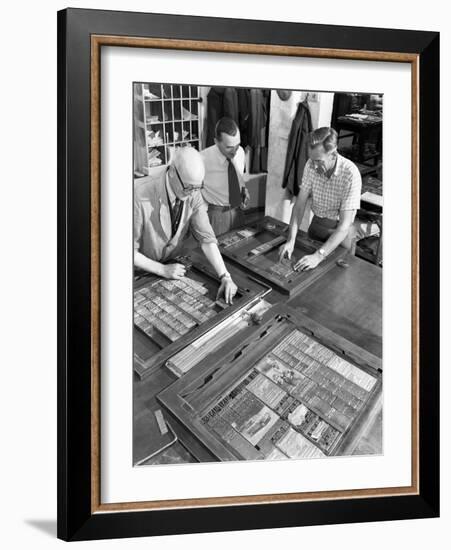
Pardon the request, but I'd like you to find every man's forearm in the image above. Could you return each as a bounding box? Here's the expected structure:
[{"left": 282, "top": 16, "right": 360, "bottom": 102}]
[
  {"left": 321, "top": 224, "right": 351, "bottom": 256},
  {"left": 200, "top": 242, "right": 227, "bottom": 277},
  {"left": 134, "top": 251, "right": 165, "bottom": 276},
  {"left": 287, "top": 196, "right": 308, "bottom": 244}
]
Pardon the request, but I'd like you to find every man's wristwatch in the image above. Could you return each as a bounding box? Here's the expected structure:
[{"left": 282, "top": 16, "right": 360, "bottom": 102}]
[
  {"left": 219, "top": 271, "right": 232, "bottom": 281},
  {"left": 317, "top": 248, "right": 326, "bottom": 259}
]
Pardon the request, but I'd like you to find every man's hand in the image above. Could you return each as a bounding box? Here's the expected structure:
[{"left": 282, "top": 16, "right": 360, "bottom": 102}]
[
  {"left": 294, "top": 252, "right": 322, "bottom": 271},
  {"left": 217, "top": 277, "right": 238, "bottom": 305},
  {"left": 160, "top": 263, "right": 186, "bottom": 279},
  {"left": 240, "top": 187, "right": 251, "bottom": 209},
  {"left": 278, "top": 240, "right": 295, "bottom": 261}
]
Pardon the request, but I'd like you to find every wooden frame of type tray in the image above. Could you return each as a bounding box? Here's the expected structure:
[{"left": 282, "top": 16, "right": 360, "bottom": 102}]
[
  {"left": 217, "top": 216, "right": 348, "bottom": 295},
  {"left": 133, "top": 253, "right": 271, "bottom": 380},
  {"left": 158, "top": 304, "right": 382, "bottom": 462}
]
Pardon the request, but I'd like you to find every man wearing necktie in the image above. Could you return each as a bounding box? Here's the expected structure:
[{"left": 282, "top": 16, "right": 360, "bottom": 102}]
[
  {"left": 134, "top": 147, "right": 238, "bottom": 304},
  {"left": 201, "top": 117, "right": 251, "bottom": 236}
]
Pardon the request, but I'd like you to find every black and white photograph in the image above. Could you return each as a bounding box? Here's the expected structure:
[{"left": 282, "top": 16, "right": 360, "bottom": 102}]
[
  {"left": 0, "top": 0, "right": 445, "bottom": 546},
  {"left": 132, "top": 83, "right": 383, "bottom": 466}
]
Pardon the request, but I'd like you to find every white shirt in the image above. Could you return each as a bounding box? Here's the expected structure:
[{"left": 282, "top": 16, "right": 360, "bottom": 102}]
[{"left": 201, "top": 144, "right": 246, "bottom": 206}]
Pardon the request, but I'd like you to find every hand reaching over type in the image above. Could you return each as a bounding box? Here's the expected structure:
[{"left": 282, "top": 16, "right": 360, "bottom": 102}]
[
  {"left": 217, "top": 277, "right": 238, "bottom": 305},
  {"left": 294, "top": 252, "right": 322, "bottom": 271},
  {"left": 240, "top": 187, "right": 251, "bottom": 209},
  {"left": 161, "top": 263, "right": 186, "bottom": 279},
  {"left": 278, "top": 240, "right": 295, "bottom": 261}
]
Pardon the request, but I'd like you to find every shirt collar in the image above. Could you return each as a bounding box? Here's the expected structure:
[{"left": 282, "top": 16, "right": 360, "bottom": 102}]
[
  {"left": 318, "top": 153, "right": 342, "bottom": 180},
  {"left": 213, "top": 144, "right": 229, "bottom": 165},
  {"left": 331, "top": 153, "right": 343, "bottom": 177}
]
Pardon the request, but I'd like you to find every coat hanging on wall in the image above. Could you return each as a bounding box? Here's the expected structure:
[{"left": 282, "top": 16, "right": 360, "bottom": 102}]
[
  {"left": 205, "top": 87, "right": 239, "bottom": 147},
  {"left": 282, "top": 100, "right": 313, "bottom": 196},
  {"left": 248, "top": 88, "right": 270, "bottom": 173}
]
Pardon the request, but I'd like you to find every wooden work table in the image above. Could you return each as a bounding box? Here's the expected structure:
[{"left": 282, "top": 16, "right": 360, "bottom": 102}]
[
  {"left": 134, "top": 245, "right": 382, "bottom": 466},
  {"left": 336, "top": 114, "right": 382, "bottom": 165},
  {"left": 286, "top": 254, "right": 382, "bottom": 358}
]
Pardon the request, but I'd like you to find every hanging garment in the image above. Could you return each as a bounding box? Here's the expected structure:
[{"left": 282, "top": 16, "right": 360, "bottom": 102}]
[
  {"left": 206, "top": 87, "right": 225, "bottom": 147},
  {"left": 282, "top": 101, "right": 313, "bottom": 196},
  {"left": 249, "top": 89, "right": 266, "bottom": 147},
  {"left": 206, "top": 87, "right": 240, "bottom": 147},
  {"left": 223, "top": 88, "right": 239, "bottom": 124},
  {"left": 237, "top": 88, "right": 251, "bottom": 147},
  {"left": 247, "top": 88, "right": 269, "bottom": 173}
]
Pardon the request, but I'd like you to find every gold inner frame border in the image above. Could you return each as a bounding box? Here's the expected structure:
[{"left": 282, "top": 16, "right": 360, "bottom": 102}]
[{"left": 89, "top": 34, "right": 420, "bottom": 514}]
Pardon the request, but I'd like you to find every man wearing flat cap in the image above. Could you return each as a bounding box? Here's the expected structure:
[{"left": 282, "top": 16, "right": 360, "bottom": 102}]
[{"left": 134, "top": 147, "right": 238, "bottom": 304}]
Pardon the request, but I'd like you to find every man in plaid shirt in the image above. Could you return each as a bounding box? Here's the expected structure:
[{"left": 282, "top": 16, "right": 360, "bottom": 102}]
[{"left": 279, "top": 127, "right": 361, "bottom": 271}]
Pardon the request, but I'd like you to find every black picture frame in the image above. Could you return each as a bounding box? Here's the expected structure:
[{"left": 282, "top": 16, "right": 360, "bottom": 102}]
[{"left": 57, "top": 7, "right": 439, "bottom": 541}]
